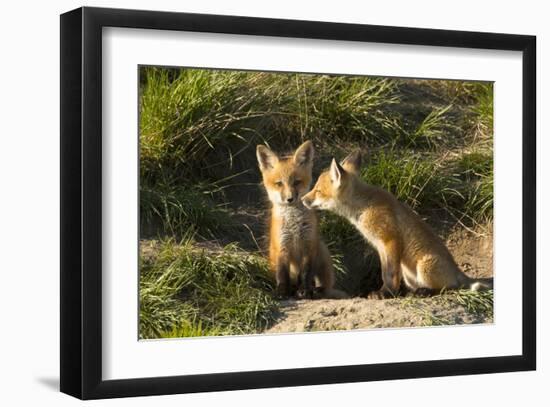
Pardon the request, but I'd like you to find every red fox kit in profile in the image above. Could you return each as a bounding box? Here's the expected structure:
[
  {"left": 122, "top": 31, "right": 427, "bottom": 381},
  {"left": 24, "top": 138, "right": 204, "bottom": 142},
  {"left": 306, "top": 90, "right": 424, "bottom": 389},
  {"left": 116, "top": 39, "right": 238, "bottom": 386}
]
[
  {"left": 302, "top": 150, "right": 492, "bottom": 298},
  {"left": 257, "top": 141, "right": 338, "bottom": 299}
]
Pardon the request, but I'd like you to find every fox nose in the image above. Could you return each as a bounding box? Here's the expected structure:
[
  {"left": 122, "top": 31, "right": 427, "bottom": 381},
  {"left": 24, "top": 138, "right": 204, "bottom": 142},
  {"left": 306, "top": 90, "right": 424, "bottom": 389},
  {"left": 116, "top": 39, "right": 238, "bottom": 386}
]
[
  {"left": 302, "top": 195, "right": 315, "bottom": 208},
  {"left": 286, "top": 197, "right": 294, "bottom": 203}
]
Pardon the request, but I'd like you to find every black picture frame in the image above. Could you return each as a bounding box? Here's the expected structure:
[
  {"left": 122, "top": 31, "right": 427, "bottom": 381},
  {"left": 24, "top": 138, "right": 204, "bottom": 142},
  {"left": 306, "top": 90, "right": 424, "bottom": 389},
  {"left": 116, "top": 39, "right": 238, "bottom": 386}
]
[{"left": 60, "top": 6, "right": 536, "bottom": 400}]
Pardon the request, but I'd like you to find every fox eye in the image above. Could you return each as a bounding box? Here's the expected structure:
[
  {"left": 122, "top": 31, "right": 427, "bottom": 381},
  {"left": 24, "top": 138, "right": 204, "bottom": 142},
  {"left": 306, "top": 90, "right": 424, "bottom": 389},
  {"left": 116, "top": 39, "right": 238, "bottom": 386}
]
[
  {"left": 293, "top": 180, "right": 301, "bottom": 186},
  {"left": 274, "top": 181, "right": 283, "bottom": 187}
]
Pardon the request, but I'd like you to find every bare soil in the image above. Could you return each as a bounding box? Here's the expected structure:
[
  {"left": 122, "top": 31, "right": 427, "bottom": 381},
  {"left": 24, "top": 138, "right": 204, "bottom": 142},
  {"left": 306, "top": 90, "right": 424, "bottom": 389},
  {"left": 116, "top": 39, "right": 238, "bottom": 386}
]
[{"left": 267, "top": 296, "right": 492, "bottom": 333}]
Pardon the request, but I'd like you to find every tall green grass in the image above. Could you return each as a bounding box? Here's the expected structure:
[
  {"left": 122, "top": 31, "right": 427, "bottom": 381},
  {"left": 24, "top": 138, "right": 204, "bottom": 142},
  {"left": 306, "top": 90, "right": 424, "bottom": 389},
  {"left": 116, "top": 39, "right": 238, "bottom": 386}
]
[
  {"left": 140, "top": 68, "right": 403, "bottom": 183},
  {"left": 139, "top": 238, "right": 277, "bottom": 339},
  {"left": 140, "top": 68, "right": 254, "bottom": 183},
  {"left": 454, "top": 151, "right": 494, "bottom": 222},
  {"left": 140, "top": 182, "right": 230, "bottom": 238},
  {"left": 472, "top": 83, "right": 494, "bottom": 133},
  {"left": 405, "top": 104, "right": 454, "bottom": 148},
  {"left": 356, "top": 148, "right": 493, "bottom": 223},
  {"left": 140, "top": 67, "right": 493, "bottom": 238},
  {"left": 362, "top": 150, "right": 447, "bottom": 209}
]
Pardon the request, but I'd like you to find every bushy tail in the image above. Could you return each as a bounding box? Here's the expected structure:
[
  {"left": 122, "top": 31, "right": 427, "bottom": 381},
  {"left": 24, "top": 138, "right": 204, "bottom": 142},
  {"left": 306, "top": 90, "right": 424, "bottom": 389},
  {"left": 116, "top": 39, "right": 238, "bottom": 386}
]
[
  {"left": 468, "top": 277, "right": 493, "bottom": 291},
  {"left": 457, "top": 268, "right": 493, "bottom": 291}
]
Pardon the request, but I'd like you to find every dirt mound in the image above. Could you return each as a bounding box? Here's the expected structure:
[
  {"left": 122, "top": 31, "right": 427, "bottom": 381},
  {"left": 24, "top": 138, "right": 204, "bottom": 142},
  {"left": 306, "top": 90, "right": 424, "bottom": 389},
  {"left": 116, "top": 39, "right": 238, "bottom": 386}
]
[
  {"left": 446, "top": 223, "right": 493, "bottom": 279},
  {"left": 266, "top": 296, "right": 492, "bottom": 333}
]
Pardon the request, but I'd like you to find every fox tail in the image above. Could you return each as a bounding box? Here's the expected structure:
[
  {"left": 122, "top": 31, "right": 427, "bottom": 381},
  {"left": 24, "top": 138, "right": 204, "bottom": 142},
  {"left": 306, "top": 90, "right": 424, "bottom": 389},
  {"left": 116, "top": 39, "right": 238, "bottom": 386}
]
[{"left": 468, "top": 277, "right": 493, "bottom": 291}]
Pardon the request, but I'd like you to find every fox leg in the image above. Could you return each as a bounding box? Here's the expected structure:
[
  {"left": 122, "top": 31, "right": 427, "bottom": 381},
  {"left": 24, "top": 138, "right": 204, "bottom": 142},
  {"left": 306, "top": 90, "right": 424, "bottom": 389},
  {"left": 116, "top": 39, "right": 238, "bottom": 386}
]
[
  {"left": 315, "top": 242, "right": 335, "bottom": 289},
  {"left": 369, "top": 240, "right": 402, "bottom": 299},
  {"left": 273, "top": 253, "right": 291, "bottom": 299},
  {"left": 297, "top": 256, "right": 314, "bottom": 299}
]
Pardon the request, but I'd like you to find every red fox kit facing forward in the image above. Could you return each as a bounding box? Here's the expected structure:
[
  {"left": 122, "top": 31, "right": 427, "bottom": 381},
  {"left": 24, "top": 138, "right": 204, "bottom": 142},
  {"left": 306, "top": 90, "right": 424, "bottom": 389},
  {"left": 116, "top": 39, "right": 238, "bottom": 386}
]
[
  {"left": 302, "top": 150, "right": 492, "bottom": 299},
  {"left": 257, "top": 141, "right": 337, "bottom": 299}
]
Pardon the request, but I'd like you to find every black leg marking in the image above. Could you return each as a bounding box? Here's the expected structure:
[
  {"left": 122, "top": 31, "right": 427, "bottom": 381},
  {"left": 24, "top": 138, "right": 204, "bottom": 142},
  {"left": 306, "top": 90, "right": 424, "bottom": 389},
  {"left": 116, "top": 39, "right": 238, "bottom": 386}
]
[
  {"left": 297, "top": 257, "right": 314, "bottom": 299},
  {"left": 413, "top": 287, "right": 437, "bottom": 297},
  {"left": 275, "top": 262, "right": 290, "bottom": 299}
]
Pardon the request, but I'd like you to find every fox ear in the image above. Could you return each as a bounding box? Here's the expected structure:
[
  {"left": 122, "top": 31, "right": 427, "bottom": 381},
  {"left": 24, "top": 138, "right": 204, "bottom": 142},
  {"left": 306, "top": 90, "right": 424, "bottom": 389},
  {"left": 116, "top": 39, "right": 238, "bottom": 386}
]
[
  {"left": 341, "top": 149, "right": 362, "bottom": 175},
  {"left": 293, "top": 140, "right": 314, "bottom": 168},
  {"left": 256, "top": 145, "right": 278, "bottom": 171},
  {"left": 330, "top": 158, "right": 344, "bottom": 187}
]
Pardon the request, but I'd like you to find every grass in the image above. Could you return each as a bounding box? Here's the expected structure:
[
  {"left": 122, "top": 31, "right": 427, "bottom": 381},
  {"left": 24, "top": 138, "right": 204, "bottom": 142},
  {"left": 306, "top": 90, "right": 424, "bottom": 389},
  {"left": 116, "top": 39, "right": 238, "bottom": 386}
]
[
  {"left": 401, "top": 289, "right": 494, "bottom": 326},
  {"left": 362, "top": 150, "right": 447, "bottom": 210},
  {"left": 405, "top": 104, "right": 454, "bottom": 148},
  {"left": 140, "top": 67, "right": 493, "bottom": 235},
  {"left": 139, "top": 238, "right": 277, "bottom": 339},
  {"left": 448, "top": 289, "right": 494, "bottom": 319},
  {"left": 471, "top": 83, "right": 494, "bottom": 139},
  {"left": 140, "top": 69, "right": 401, "bottom": 183},
  {"left": 160, "top": 321, "right": 223, "bottom": 338},
  {"left": 138, "top": 66, "right": 494, "bottom": 337},
  {"left": 139, "top": 68, "right": 253, "bottom": 184},
  {"left": 357, "top": 148, "right": 493, "bottom": 223},
  {"left": 455, "top": 151, "right": 494, "bottom": 222},
  {"left": 140, "top": 182, "right": 231, "bottom": 239}
]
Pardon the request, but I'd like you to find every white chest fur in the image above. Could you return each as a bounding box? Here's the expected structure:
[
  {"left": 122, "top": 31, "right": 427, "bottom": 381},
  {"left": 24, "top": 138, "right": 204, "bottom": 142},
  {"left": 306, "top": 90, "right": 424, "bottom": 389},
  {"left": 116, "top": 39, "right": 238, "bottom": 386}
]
[{"left": 274, "top": 204, "right": 314, "bottom": 246}]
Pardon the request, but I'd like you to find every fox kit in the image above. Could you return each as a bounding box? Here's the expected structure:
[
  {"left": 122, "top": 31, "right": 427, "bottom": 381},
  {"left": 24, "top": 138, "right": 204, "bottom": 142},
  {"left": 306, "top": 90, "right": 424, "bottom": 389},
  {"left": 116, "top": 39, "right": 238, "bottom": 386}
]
[
  {"left": 302, "top": 150, "right": 492, "bottom": 298},
  {"left": 257, "top": 141, "right": 337, "bottom": 299}
]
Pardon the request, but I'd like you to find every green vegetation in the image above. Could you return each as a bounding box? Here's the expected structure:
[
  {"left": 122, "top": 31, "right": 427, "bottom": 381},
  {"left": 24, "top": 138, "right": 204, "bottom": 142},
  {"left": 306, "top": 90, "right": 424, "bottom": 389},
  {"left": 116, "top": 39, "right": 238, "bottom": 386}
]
[
  {"left": 139, "top": 66, "right": 494, "bottom": 337},
  {"left": 450, "top": 289, "right": 494, "bottom": 318},
  {"left": 139, "top": 238, "right": 277, "bottom": 339},
  {"left": 359, "top": 148, "right": 493, "bottom": 223},
  {"left": 400, "top": 289, "right": 494, "bottom": 326},
  {"left": 140, "top": 183, "right": 230, "bottom": 239}
]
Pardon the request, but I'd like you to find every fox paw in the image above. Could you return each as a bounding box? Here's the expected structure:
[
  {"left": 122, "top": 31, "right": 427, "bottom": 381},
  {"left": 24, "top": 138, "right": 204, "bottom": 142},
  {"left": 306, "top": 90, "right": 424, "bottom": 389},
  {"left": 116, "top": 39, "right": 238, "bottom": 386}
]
[
  {"left": 412, "top": 287, "right": 436, "bottom": 297},
  {"left": 296, "top": 288, "right": 314, "bottom": 300},
  {"left": 275, "top": 285, "right": 290, "bottom": 300},
  {"left": 368, "top": 290, "right": 392, "bottom": 300},
  {"left": 312, "top": 287, "right": 326, "bottom": 299}
]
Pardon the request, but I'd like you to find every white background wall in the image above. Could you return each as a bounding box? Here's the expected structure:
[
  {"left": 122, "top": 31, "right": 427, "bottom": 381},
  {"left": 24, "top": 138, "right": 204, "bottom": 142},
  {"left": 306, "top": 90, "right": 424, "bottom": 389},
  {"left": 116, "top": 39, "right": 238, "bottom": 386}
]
[{"left": 0, "top": 0, "right": 545, "bottom": 405}]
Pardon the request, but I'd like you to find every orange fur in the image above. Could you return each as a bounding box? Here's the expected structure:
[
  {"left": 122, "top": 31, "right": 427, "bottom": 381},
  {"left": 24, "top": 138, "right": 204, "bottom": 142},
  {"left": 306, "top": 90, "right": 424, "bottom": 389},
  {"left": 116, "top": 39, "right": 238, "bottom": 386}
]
[{"left": 257, "top": 141, "right": 337, "bottom": 298}]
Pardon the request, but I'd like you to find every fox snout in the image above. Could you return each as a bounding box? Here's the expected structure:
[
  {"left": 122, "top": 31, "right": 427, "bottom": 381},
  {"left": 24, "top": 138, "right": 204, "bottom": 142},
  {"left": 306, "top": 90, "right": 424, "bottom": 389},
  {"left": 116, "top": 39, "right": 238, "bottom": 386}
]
[
  {"left": 281, "top": 189, "right": 298, "bottom": 204},
  {"left": 301, "top": 193, "right": 314, "bottom": 209}
]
